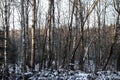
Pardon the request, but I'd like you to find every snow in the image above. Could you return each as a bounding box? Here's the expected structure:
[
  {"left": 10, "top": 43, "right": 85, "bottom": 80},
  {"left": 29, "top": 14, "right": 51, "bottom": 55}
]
[
  {"left": 1, "top": 64, "right": 120, "bottom": 80},
  {"left": 95, "top": 71, "right": 120, "bottom": 80},
  {"left": 25, "top": 69, "right": 120, "bottom": 80}
]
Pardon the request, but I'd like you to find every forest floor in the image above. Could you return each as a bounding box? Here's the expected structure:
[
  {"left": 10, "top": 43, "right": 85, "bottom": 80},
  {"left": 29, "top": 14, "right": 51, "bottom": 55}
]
[
  {"left": 1, "top": 69, "right": 120, "bottom": 80},
  {"left": 22, "top": 70, "right": 120, "bottom": 80},
  {"left": 1, "top": 64, "right": 120, "bottom": 80}
]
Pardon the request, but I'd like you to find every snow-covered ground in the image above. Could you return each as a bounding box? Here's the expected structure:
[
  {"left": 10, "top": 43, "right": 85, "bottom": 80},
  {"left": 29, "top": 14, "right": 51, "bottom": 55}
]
[
  {"left": 1, "top": 64, "right": 120, "bottom": 80},
  {"left": 7, "top": 69, "right": 120, "bottom": 80}
]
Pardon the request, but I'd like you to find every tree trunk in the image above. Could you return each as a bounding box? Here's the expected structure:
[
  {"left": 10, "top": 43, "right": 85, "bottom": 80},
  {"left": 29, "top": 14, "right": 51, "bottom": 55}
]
[
  {"left": 102, "top": 14, "right": 120, "bottom": 70},
  {"left": 47, "top": 0, "right": 55, "bottom": 69},
  {"left": 117, "top": 54, "right": 120, "bottom": 71},
  {"left": 30, "top": 0, "right": 36, "bottom": 71},
  {"left": 3, "top": 0, "right": 9, "bottom": 79},
  {"left": 21, "top": 0, "right": 27, "bottom": 73}
]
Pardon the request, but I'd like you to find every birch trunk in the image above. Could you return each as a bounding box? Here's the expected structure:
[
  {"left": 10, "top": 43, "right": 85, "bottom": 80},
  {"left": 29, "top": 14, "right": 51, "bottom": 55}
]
[{"left": 30, "top": 0, "right": 35, "bottom": 71}]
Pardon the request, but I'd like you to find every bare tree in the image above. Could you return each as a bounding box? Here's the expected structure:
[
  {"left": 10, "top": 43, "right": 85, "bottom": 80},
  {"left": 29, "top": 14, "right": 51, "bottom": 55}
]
[
  {"left": 70, "top": 0, "right": 99, "bottom": 70},
  {"left": 46, "top": 0, "right": 55, "bottom": 69},
  {"left": 21, "top": 0, "right": 27, "bottom": 73},
  {"left": 3, "top": 0, "right": 9, "bottom": 78},
  {"left": 30, "top": 0, "right": 36, "bottom": 71},
  {"left": 103, "top": 0, "right": 120, "bottom": 71}
]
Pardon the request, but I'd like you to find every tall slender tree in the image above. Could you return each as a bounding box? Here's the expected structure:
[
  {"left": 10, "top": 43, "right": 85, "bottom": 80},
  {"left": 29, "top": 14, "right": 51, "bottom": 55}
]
[
  {"left": 30, "top": 0, "right": 36, "bottom": 71},
  {"left": 3, "top": 0, "right": 9, "bottom": 78},
  {"left": 47, "top": 0, "right": 55, "bottom": 69},
  {"left": 70, "top": 0, "right": 100, "bottom": 71},
  {"left": 103, "top": 0, "right": 120, "bottom": 71},
  {"left": 21, "top": 0, "right": 27, "bottom": 72}
]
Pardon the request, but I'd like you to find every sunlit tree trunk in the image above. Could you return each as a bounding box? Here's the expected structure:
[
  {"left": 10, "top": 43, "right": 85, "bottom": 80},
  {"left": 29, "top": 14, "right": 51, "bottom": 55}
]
[{"left": 30, "top": 0, "right": 36, "bottom": 71}]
